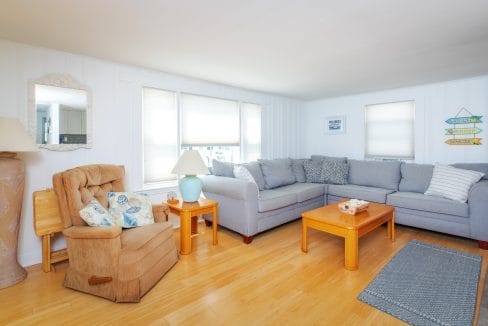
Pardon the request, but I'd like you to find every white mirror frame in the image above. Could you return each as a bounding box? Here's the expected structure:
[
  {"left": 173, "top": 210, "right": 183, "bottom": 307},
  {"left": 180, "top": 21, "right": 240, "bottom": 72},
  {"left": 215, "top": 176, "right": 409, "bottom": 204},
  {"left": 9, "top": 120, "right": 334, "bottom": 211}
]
[{"left": 28, "top": 74, "right": 92, "bottom": 151}]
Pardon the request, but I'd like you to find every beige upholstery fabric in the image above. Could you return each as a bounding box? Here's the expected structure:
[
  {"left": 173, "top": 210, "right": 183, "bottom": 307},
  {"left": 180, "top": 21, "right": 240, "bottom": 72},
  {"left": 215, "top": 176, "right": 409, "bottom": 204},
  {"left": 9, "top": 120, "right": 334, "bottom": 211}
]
[{"left": 53, "top": 164, "right": 178, "bottom": 302}]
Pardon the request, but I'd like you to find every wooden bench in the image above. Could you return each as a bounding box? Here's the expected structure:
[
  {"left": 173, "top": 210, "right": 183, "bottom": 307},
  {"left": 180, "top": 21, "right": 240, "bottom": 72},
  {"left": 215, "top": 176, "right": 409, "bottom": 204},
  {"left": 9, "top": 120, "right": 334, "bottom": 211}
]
[{"left": 33, "top": 189, "right": 68, "bottom": 272}]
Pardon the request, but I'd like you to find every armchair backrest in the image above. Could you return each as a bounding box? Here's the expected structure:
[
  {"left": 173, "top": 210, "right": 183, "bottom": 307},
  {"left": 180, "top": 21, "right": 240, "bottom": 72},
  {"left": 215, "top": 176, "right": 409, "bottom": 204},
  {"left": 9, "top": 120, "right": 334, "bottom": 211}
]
[{"left": 53, "top": 164, "right": 125, "bottom": 228}]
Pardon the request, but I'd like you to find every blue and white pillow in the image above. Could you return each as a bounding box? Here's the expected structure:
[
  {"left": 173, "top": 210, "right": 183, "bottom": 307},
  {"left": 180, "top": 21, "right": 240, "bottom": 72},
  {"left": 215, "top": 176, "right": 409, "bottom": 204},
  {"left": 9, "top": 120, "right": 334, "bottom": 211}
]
[
  {"left": 108, "top": 192, "right": 155, "bottom": 228},
  {"left": 79, "top": 199, "right": 114, "bottom": 227}
]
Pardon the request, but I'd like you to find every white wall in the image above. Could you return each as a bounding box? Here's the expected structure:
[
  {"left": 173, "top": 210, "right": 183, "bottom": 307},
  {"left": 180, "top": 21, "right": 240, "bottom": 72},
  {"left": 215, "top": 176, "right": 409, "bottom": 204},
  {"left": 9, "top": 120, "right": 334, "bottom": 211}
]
[
  {"left": 0, "top": 39, "right": 305, "bottom": 267},
  {"left": 304, "top": 76, "right": 488, "bottom": 163}
]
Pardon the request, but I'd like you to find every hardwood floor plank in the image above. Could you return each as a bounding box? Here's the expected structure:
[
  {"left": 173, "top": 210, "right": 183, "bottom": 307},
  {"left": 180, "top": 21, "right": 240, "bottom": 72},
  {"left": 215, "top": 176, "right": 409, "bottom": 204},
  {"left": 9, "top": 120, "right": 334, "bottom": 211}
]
[{"left": 0, "top": 221, "right": 486, "bottom": 325}]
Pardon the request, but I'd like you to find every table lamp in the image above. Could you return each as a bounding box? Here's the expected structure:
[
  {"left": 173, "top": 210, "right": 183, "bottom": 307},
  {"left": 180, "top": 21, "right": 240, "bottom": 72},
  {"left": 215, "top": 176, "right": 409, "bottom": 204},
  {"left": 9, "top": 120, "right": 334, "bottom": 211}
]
[
  {"left": 171, "top": 150, "right": 209, "bottom": 202},
  {"left": 0, "top": 117, "right": 39, "bottom": 289}
]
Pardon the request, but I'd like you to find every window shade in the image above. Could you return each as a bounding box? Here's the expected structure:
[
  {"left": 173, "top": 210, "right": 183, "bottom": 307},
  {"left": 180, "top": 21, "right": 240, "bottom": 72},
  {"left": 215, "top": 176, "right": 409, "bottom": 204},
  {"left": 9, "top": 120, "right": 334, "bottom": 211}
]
[
  {"left": 241, "top": 102, "right": 262, "bottom": 162},
  {"left": 143, "top": 88, "right": 178, "bottom": 183},
  {"left": 365, "top": 101, "right": 415, "bottom": 159},
  {"left": 181, "top": 93, "right": 240, "bottom": 146}
]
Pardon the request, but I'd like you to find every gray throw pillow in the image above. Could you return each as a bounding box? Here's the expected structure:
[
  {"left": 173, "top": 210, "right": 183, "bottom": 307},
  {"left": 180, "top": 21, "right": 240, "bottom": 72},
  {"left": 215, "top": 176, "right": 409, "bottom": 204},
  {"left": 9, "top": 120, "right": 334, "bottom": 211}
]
[
  {"left": 258, "top": 158, "right": 296, "bottom": 189},
  {"left": 241, "top": 161, "right": 266, "bottom": 191},
  {"left": 311, "top": 155, "right": 348, "bottom": 163},
  {"left": 212, "top": 159, "right": 234, "bottom": 177},
  {"left": 321, "top": 160, "right": 349, "bottom": 185},
  {"left": 303, "top": 160, "right": 323, "bottom": 183},
  {"left": 399, "top": 163, "right": 434, "bottom": 193},
  {"left": 291, "top": 158, "right": 307, "bottom": 183}
]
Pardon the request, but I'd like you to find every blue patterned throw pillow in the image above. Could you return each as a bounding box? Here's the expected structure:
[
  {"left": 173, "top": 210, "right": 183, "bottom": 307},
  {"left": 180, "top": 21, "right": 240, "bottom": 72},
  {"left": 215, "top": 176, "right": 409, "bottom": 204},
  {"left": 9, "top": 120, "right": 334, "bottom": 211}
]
[
  {"left": 108, "top": 192, "right": 155, "bottom": 228},
  {"left": 79, "top": 199, "right": 114, "bottom": 227}
]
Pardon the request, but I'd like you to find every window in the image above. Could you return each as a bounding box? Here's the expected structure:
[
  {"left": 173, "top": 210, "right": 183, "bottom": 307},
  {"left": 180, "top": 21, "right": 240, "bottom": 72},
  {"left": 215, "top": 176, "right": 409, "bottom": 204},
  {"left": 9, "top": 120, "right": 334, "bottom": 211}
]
[
  {"left": 365, "top": 101, "right": 415, "bottom": 159},
  {"left": 143, "top": 88, "right": 262, "bottom": 185},
  {"left": 143, "top": 88, "right": 178, "bottom": 183}
]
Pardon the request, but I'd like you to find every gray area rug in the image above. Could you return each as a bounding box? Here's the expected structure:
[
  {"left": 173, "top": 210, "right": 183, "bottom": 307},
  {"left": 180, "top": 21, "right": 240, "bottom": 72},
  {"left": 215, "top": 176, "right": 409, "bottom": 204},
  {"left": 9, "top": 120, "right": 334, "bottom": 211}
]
[
  {"left": 358, "top": 240, "right": 482, "bottom": 326},
  {"left": 479, "top": 267, "right": 488, "bottom": 325}
]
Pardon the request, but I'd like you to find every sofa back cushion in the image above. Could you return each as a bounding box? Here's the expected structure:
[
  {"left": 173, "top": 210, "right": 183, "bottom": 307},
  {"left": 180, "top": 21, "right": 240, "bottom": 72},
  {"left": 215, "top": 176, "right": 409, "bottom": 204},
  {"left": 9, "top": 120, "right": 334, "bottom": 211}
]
[
  {"left": 399, "top": 163, "right": 434, "bottom": 193},
  {"left": 311, "top": 155, "right": 347, "bottom": 163},
  {"left": 212, "top": 159, "right": 235, "bottom": 177},
  {"left": 348, "top": 159, "right": 401, "bottom": 190},
  {"left": 258, "top": 158, "right": 296, "bottom": 189},
  {"left": 241, "top": 161, "right": 266, "bottom": 191},
  {"left": 291, "top": 158, "right": 307, "bottom": 183},
  {"left": 452, "top": 163, "right": 488, "bottom": 180}
]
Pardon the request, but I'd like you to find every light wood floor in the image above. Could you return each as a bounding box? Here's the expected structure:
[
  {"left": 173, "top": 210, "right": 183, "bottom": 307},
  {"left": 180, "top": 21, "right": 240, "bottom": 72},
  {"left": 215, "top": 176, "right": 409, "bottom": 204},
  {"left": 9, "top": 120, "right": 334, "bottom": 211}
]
[{"left": 1, "top": 221, "right": 487, "bottom": 325}]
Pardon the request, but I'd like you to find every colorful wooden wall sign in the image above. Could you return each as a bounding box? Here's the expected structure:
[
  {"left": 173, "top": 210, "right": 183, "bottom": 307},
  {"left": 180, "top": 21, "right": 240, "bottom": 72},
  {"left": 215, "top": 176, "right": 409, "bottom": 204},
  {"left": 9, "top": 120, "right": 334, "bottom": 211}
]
[{"left": 445, "top": 108, "right": 483, "bottom": 145}]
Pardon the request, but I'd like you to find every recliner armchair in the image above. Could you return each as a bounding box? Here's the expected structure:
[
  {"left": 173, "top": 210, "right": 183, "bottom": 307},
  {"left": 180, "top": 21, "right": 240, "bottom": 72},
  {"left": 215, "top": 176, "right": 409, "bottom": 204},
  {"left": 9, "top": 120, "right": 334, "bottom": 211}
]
[{"left": 53, "top": 164, "right": 178, "bottom": 302}]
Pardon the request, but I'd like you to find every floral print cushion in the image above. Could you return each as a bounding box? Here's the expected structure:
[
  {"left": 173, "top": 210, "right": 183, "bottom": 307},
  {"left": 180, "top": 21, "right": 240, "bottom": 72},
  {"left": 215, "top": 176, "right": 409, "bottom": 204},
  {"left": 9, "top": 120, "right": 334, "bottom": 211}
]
[
  {"left": 108, "top": 192, "right": 155, "bottom": 228},
  {"left": 79, "top": 199, "right": 115, "bottom": 227}
]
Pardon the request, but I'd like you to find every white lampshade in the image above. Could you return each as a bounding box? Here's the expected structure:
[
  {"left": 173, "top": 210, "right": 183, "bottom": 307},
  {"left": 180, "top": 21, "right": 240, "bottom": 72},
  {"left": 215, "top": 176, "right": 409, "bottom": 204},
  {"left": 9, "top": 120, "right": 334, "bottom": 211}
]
[
  {"left": 0, "top": 117, "right": 38, "bottom": 152},
  {"left": 171, "top": 150, "right": 209, "bottom": 175}
]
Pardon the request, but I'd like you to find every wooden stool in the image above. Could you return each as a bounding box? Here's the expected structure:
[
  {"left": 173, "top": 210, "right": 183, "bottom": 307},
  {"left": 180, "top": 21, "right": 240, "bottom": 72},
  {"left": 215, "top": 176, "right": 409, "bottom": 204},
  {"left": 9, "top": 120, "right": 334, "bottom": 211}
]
[{"left": 33, "top": 189, "right": 68, "bottom": 272}]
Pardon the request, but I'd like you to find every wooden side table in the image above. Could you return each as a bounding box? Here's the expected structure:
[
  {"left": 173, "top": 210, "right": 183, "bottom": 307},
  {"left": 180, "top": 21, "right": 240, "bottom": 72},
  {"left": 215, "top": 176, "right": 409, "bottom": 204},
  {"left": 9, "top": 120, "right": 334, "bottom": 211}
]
[{"left": 165, "top": 198, "right": 218, "bottom": 255}]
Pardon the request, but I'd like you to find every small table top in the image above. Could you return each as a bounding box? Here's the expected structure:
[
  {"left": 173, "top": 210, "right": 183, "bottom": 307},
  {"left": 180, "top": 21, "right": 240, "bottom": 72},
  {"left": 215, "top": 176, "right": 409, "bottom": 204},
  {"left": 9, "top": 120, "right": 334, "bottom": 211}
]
[
  {"left": 302, "top": 202, "right": 394, "bottom": 230},
  {"left": 164, "top": 197, "right": 217, "bottom": 212}
]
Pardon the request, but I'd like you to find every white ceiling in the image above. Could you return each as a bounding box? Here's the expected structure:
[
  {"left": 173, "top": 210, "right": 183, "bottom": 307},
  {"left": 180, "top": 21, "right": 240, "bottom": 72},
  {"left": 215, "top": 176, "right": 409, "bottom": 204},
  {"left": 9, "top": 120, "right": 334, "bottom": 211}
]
[{"left": 1, "top": 0, "right": 488, "bottom": 100}]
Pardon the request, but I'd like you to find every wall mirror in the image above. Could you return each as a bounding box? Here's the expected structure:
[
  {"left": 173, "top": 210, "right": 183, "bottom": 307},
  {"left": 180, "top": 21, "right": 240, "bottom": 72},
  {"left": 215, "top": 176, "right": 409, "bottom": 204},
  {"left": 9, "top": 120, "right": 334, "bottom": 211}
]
[{"left": 28, "top": 74, "right": 92, "bottom": 151}]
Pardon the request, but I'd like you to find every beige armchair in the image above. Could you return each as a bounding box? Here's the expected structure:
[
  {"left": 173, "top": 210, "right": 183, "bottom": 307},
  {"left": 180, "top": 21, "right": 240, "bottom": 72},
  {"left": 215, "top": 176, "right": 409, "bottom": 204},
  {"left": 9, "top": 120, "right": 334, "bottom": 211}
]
[{"left": 53, "top": 164, "right": 178, "bottom": 302}]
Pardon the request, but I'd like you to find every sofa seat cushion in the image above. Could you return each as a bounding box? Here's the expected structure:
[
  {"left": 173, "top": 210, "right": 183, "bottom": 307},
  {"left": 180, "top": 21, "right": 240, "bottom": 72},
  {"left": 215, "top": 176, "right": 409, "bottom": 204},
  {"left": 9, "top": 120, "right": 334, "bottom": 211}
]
[
  {"left": 258, "top": 189, "right": 297, "bottom": 212},
  {"left": 328, "top": 184, "right": 395, "bottom": 203},
  {"left": 277, "top": 183, "right": 326, "bottom": 203},
  {"left": 387, "top": 192, "right": 469, "bottom": 217}
]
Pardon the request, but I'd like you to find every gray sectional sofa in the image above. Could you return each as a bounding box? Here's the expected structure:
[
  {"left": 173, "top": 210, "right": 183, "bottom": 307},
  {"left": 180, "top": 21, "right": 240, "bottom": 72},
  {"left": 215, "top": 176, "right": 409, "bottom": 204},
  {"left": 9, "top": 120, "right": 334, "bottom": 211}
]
[{"left": 202, "top": 157, "right": 488, "bottom": 248}]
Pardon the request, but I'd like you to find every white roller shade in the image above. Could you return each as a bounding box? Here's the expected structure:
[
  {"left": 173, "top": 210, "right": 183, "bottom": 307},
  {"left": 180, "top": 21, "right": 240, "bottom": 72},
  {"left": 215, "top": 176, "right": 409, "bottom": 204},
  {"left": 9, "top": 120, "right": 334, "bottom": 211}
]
[
  {"left": 181, "top": 93, "right": 240, "bottom": 146},
  {"left": 143, "top": 88, "right": 178, "bottom": 183},
  {"left": 241, "top": 102, "right": 262, "bottom": 162},
  {"left": 365, "top": 101, "right": 415, "bottom": 159}
]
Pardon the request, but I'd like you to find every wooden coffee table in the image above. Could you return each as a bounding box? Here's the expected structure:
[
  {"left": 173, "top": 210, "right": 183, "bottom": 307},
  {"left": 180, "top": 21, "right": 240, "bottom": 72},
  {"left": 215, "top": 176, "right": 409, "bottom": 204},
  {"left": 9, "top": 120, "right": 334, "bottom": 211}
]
[{"left": 301, "top": 201, "right": 395, "bottom": 270}]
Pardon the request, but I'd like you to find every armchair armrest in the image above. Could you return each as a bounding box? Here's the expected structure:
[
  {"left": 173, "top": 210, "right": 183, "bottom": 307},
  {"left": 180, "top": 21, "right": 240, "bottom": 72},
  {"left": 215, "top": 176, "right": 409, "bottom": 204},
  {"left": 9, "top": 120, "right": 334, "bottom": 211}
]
[
  {"left": 63, "top": 225, "right": 122, "bottom": 239},
  {"left": 468, "top": 180, "right": 488, "bottom": 241},
  {"left": 152, "top": 203, "right": 169, "bottom": 222}
]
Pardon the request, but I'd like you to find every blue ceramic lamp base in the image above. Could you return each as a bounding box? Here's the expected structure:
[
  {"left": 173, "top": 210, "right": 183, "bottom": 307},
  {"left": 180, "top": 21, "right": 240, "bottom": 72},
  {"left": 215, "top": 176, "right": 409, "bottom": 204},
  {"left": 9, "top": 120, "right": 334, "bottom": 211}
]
[{"left": 178, "top": 175, "right": 203, "bottom": 202}]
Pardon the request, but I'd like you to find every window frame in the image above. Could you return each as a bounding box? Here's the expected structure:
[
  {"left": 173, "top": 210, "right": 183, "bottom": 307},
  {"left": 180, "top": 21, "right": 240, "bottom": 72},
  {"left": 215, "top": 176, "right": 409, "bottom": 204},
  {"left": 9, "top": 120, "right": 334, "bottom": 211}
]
[
  {"left": 142, "top": 87, "right": 262, "bottom": 188},
  {"left": 364, "top": 100, "right": 415, "bottom": 160}
]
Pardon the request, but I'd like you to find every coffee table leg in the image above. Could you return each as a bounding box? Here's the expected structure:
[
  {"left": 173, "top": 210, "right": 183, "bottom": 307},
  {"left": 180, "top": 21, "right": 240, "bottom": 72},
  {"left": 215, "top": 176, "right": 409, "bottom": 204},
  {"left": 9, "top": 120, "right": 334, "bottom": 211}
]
[
  {"left": 344, "top": 230, "right": 359, "bottom": 270},
  {"left": 212, "top": 205, "right": 218, "bottom": 245},
  {"left": 388, "top": 212, "right": 395, "bottom": 241},
  {"left": 301, "top": 220, "right": 308, "bottom": 253},
  {"left": 180, "top": 211, "right": 192, "bottom": 255}
]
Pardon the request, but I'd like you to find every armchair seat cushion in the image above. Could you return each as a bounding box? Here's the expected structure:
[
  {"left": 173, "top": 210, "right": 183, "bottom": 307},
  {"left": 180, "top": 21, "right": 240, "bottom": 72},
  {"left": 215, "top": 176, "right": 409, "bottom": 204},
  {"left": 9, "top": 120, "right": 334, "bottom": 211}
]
[{"left": 121, "top": 222, "right": 174, "bottom": 251}]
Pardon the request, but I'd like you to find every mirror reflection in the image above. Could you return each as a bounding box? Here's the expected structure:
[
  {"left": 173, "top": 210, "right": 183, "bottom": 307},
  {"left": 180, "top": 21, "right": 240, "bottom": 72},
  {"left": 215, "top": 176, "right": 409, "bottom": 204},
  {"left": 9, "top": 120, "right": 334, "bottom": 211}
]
[{"left": 35, "top": 85, "right": 87, "bottom": 145}]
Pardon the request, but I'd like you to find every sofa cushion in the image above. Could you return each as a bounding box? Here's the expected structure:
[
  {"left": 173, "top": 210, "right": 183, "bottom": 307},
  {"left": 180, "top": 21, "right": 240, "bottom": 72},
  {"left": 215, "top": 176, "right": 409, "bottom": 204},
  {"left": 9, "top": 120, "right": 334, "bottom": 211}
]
[
  {"left": 277, "top": 183, "right": 326, "bottom": 202},
  {"left": 311, "top": 155, "right": 347, "bottom": 163},
  {"left": 348, "top": 159, "right": 401, "bottom": 191},
  {"left": 425, "top": 163, "right": 484, "bottom": 203},
  {"left": 387, "top": 192, "right": 468, "bottom": 217},
  {"left": 258, "top": 158, "right": 296, "bottom": 189},
  {"left": 258, "top": 189, "right": 297, "bottom": 212},
  {"left": 399, "top": 163, "right": 434, "bottom": 193},
  {"left": 328, "top": 184, "right": 395, "bottom": 203},
  {"left": 212, "top": 159, "right": 234, "bottom": 177},
  {"left": 233, "top": 165, "right": 259, "bottom": 194},
  {"left": 303, "top": 160, "right": 323, "bottom": 183},
  {"left": 241, "top": 161, "right": 265, "bottom": 191},
  {"left": 291, "top": 158, "right": 307, "bottom": 183},
  {"left": 321, "top": 160, "right": 349, "bottom": 185}
]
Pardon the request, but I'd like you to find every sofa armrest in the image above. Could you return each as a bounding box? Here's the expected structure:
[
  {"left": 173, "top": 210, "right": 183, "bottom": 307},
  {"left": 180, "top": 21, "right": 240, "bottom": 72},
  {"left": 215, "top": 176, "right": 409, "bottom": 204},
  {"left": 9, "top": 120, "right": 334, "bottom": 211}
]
[
  {"left": 468, "top": 180, "right": 488, "bottom": 241},
  {"left": 63, "top": 225, "right": 122, "bottom": 239},
  {"left": 152, "top": 203, "right": 169, "bottom": 223},
  {"left": 202, "top": 175, "right": 259, "bottom": 201}
]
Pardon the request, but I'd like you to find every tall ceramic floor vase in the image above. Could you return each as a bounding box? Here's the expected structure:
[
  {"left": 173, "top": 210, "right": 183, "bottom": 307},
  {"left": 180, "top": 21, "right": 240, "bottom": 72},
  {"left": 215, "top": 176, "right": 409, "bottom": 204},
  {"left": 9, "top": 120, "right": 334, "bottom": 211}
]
[{"left": 0, "top": 157, "right": 27, "bottom": 289}]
